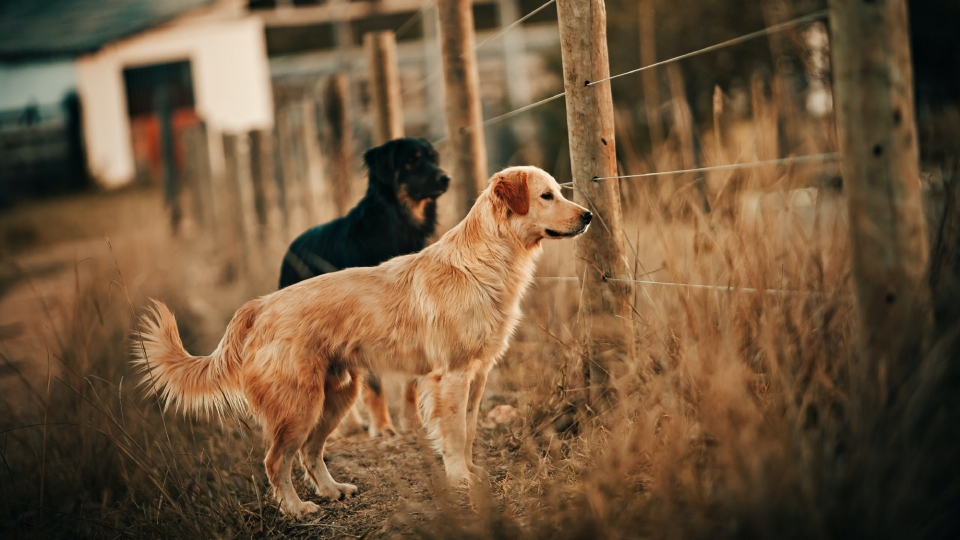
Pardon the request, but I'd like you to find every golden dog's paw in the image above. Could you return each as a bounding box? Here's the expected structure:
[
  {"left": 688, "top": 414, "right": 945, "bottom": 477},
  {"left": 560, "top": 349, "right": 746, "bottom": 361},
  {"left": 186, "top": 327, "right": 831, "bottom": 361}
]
[
  {"left": 335, "top": 482, "right": 359, "bottom": 498},
  {"left": 467, "top": 464, "right": 491, "bottom": 484},
  {"left": 310, "top": 479, "right": 358, "bottom": 501},
  {"left": 447, "top": 470, "right": 483, "bottom": 490},
  {"left": 282, "top": 500, "right": 321, "bottom": 518},
  {"left": 369, "top": 424, "right": 398, "bottom": 438}
]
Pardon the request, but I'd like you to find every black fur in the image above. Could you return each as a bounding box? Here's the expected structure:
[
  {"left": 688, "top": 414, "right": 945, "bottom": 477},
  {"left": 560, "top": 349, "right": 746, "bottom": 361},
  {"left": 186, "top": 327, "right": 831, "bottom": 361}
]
[{"left": 279, "top": 138, "right": 449, "bottom": 289}]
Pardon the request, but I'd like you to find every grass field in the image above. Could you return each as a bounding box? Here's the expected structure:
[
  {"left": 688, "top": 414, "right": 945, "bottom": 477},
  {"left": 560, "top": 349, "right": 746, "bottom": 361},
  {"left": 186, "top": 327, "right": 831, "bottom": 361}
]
[{"left": 1, "top": 103, "right": 958, "bottom": 539}]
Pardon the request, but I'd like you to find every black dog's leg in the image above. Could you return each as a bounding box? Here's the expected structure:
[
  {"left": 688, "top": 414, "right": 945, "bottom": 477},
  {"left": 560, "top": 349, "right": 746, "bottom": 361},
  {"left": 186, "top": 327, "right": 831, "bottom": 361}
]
[{"left": 363, "top": 373, "right": 397, "bottom": 437}]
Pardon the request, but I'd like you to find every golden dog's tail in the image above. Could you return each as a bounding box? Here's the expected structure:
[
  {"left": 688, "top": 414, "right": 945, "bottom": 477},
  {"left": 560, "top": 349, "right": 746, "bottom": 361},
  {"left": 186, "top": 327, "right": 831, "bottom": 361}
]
[{"left": 132, "top": 300, "right": 258, "bottom": 417}]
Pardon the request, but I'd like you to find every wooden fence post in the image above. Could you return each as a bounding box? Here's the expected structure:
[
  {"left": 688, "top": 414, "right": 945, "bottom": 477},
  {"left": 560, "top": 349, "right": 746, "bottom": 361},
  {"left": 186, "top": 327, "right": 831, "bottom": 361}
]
[
  {"left": 154, "top": 86, "right": 182, "bottom": 234},
  {"left": 828, "top": 0, "right": 931, "bottom": 396},
  {"left": 275, "top": 104, "right": 308, "bottom": 235},
  {"left": 223, "top": 132, "right": 260, "bottom": 275},
  {"left": 183, "top": 123, "right": 215, "bottom": 236},
  {"left": 250, "top": 129, "right": 281, "bottom": 236},
  {"left": 364, "top": 31, "right": 405, "bottom": 145},
  {"left": 324, "top": 73, "right": 355, "bottom": 217},
  {"left": 497, "top": 0, "right": 530, "bottom": 109},
  {"left": 638, "top": 0, "right": 664, "bottom": 152},
  {"left": 206, "top": 125, "right": 229, "bottom": 240},
  {"left": 556, "top": 0, "right": 636, "bottom": 409},
  {"left": 667, "top": 64, "right": 709, "bottom": 213},
  {"left": 300, "top": 99, "right": 329, "bottom": 224},
  {"left": 421, "top": 3, "right": 447, "bottom": 141},
  {"left": 437, "top": 0, "right": 488, "bottom": 218}
]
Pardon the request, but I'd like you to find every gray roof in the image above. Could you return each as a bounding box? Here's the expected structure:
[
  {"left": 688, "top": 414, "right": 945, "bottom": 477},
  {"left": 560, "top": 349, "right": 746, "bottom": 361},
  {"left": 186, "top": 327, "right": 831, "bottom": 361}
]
[{"left": 0, "top": 0, "right": 218, "bottom": 61}]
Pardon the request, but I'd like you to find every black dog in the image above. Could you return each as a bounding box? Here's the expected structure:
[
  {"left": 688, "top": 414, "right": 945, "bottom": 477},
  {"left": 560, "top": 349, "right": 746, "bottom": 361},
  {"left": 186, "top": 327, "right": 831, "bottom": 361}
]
[{"left": 279, "top": 137, "right": 449, "bottom": 436}]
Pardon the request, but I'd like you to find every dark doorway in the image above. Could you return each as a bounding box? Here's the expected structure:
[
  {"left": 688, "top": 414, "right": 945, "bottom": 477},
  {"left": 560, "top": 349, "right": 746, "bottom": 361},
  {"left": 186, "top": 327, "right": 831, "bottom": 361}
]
[
  {"left": 122, "top": 60, "right": 199, "bottom": 231},
  {"left": 123, "top": 60, "right": 198, "bottom": 183}
]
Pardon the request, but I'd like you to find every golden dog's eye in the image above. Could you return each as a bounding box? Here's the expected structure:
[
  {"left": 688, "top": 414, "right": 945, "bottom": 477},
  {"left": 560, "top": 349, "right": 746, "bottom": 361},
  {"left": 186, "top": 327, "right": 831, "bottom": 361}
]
[{"left": 541, "top": 192, "right": 554, "bottom": 200}]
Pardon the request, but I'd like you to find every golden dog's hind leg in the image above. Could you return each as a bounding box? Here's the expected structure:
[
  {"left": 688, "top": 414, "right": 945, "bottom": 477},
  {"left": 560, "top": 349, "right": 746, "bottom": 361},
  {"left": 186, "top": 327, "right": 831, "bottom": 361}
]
[
  {"left": 363, "top": 373, "right": 397, "bottom": 438},
  {"left": 301, "top": 367, "right": 362, "bottom": 500},
  {"left": 464, "top": 368, "right": 491, "bottom": 482},
  {"left": 263, "top": 401, "right": 323, "bottom": 518}
]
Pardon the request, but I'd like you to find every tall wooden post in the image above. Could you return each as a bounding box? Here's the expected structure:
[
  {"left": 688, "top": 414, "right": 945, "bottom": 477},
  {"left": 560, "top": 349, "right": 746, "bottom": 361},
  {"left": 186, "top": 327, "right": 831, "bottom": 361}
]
[
  {"left": 223, "top": 132, "right": 260, "bottom": 275},
  {"left": 667, "top": 64, "right": 709, "bottom": 213},
  {"left": 365, "top": 31, "right": 405, "bottom": 145},
  {"left": 300, "top": 100, "right": 329, "bottom": 223},
  {"left": 324, "top": 73, "right": 355, "bottom": 217},
  {"left": 206, "top": 125, "right": 228, "bottom": 240},
  {"left": 557, "top": 0, "right": 636, "bottom": 409},
  {"left": 183, "top": 123, "right": 214, "bottom": 236},
  {"left": 498, "top": 0, "right": 530, "bottom": 109},
  {"left": 421, "top": 3, "right": 447, "bottom": 140},
  {"left": 828, "top": 0, "right": 931, "bottom": 396},
  {"left": 437, "top": 0, "right": 488, "bottom": 218},
  {"left": 250, "top": 129, "right": 281, "bottom": 234},
  {"left": 638, "top": 0, "right": 664, "bottom": 152},
  {"left": 155, "top": 86, "right": 182, "bottom": 234}
]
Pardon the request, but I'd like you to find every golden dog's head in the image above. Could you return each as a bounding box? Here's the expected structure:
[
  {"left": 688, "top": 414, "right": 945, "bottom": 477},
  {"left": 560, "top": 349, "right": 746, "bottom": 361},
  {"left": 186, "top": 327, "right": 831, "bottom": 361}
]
[{"left": 491, "top": 166, "right": 591, "bottom": 246}]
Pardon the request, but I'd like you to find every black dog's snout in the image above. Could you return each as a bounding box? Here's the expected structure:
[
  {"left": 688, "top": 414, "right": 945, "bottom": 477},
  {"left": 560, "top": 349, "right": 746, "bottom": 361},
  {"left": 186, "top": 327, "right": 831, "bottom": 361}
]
[
  {"left": 438, "top": 174, "right": 450, "bottom": 188},
  {"left": 581, "top": 211, "right": 593, "bottom": 224}
]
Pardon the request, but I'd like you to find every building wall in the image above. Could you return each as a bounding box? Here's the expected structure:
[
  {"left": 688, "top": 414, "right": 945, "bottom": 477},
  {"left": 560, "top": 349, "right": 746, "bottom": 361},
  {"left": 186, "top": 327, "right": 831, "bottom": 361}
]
[{"left": 76, "top": 15, "right": 273, "bottom": 188}]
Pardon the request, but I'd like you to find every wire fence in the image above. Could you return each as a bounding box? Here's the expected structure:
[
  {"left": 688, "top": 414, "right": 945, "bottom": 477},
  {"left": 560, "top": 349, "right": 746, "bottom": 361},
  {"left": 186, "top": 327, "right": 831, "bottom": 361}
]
[
  {"left": 402, "top": 0, "right": 558, "bottom": 102},
  {"left": 557, "top": 153, "right": 841, "bottom": 188},
  {"left": 535, "top": 276, "right": 836, "bottom": 298},
  {"left": 403, "top": 3, "right": 840, "bottom": 299}
]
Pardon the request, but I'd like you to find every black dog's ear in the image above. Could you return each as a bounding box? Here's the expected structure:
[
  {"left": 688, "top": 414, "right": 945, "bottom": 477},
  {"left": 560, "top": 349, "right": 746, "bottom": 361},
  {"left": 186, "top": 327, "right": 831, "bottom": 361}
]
[
  {"left": 415, "top": 138, "right": 439, "bottom": 163},
  {"left": 363, "top": 140, "right": 400, "bottom": 188}
]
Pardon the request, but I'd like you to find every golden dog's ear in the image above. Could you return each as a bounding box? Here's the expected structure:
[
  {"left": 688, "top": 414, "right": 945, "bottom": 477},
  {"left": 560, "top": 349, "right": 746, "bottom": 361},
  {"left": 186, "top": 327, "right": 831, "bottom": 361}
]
[{"left": 493, "top": 169, "right": 530, "bottom": 216}]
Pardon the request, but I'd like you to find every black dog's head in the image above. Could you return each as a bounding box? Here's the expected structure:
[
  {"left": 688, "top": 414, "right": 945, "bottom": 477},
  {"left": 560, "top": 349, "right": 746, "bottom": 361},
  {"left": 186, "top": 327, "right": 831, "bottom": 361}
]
[{"left": 363, "top": 138, "right": 449, "bottom": 203}]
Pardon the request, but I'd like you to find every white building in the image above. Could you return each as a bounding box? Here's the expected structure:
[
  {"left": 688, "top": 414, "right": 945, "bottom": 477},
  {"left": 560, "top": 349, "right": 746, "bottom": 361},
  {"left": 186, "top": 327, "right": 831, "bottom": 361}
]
[{"left": 0, "top": 0, "right": 274, "bottom": 189}]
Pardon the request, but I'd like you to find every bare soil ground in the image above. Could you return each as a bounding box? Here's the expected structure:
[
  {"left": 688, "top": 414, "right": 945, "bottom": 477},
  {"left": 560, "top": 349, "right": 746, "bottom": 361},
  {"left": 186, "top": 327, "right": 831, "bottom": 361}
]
[{"left": 0, "top": 186, "right": 566, "bottom": 538}]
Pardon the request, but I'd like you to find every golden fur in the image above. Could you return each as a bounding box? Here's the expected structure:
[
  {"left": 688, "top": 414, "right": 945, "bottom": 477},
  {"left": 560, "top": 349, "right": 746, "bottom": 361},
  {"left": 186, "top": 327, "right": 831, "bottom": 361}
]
[{"left": 132, "top": 166, "right": 590, "bottom": 517}]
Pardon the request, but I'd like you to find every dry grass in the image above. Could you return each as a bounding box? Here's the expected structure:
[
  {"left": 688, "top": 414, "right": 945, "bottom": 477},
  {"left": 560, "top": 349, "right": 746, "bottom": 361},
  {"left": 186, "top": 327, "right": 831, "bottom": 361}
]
[{"left": 2, "top": 84, "right": 959, "bottom": 539}]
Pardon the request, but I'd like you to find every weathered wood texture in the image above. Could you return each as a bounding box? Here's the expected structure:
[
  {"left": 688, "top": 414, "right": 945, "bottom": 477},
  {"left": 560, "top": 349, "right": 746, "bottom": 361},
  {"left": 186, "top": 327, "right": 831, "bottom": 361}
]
[
  {"left": 182, "top": 123, "right": 215, "bottom": 236},
  {"left": 324, "top": 73, "right": 355, "bottom": 217},
  {"left": 223, "top": 132, "right": 260, "bottom": 274},
  {"left": 638, "top": 0, "right": 663, "bottom": 151},
  {"left": 437, "top": 0, "right": 488, "bottom": 217},
  {"left": 364, "top": 31, "right": 405, "bottom": 145},
  {"left": 275, "top": 104, "right": 308, "bottom": 235},
  {"left": 299, "top": 100, "right": 328, "bottom": 224},
  {"left": 829, "top": 0, "right": 931, "bottom": 390},
  {"left": 421, "top": 3, "right": 446, "bottom": 140},
  {"left": 250, "top": 129, "right": 281, "bottom": 232},
  {"left": 666, "top": 64, "right": 708, "bottom": 212},
  {"left": 556, "top": 0, "right": 636, "bottom": 408}
]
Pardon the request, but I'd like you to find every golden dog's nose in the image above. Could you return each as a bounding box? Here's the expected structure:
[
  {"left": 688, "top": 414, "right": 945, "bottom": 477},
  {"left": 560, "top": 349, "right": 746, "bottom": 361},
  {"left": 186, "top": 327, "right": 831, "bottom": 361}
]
[{"left": 581, "top": 211, "right": 593, "bottom": 225}]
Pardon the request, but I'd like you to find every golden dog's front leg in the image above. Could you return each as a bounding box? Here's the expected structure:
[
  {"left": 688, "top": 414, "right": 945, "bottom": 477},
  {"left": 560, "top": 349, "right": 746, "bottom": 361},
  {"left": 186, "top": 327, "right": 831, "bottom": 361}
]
[
  {"left": 432, "top": 371, "right": 478, "bottom": 487},
  {"left": 464, "top": 367, "right": 491, "bottom": 482}
]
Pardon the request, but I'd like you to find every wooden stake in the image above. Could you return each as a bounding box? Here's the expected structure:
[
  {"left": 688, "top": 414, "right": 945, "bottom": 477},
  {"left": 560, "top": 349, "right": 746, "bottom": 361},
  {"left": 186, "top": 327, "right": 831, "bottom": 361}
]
[
  {"left": 638, "top": 0, "right": 664, "bottom": 152},
  {"left": 421, "top": 3, "right": 446, "bottom": 140},
  {"left": 183, "top": 123, "right": 214, "bottom": 236},
  {"left": 364, "top": 31, "right": 405, "bottom": 145},
  {"left": 223, "top": 132, "right": 260, "bottom": 275},
  {"left": 828, "top": 0, "right": 931, "bottom": 394},
  {"left": 556, "top": 0, "right": 636, "bottom": 409},
  {"left": 437, "top": 0, "right": 488, "bottom": 217},
  {"left": 276, "top": 104, "right": 308, "bottom": 235},
  {"left": 667, "top": 64, "right": 709, "bottom": 213},
  {"left": 250, "top": 129, "right": 280, "bottom": 234},
  {"left": 300, "top": 99, "right": 328, "bottom": 223},
  {"left": 324, "top": 73, "right": 355, "bottom": 217}
]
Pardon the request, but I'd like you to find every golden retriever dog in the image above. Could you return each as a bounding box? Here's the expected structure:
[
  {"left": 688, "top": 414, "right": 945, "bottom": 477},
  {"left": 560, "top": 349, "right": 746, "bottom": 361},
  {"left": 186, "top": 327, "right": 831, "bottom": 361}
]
[{"left": 133, "top": 165, "right": 591, "bottom": 517}]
